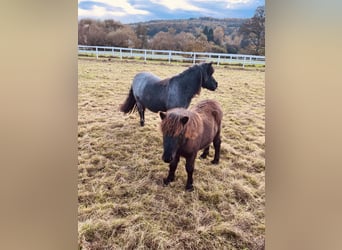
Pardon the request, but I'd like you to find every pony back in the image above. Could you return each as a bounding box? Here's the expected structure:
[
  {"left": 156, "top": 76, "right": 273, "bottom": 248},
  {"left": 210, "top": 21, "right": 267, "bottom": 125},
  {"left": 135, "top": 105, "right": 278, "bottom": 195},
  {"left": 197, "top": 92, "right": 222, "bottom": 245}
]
[{"left": 191, "top": 99, "right": 223, "bottom": 126}]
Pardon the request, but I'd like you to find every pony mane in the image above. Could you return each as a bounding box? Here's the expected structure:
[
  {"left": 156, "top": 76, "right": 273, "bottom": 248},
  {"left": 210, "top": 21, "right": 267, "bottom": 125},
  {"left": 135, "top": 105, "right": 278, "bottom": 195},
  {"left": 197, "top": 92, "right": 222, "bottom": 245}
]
[
  {"left": 177, "top": 62, "right": 213, "bottom": 80},
  {"left": 170, "top": 64, "right": 206, "bottom": 96},
  {"left": 161, "top": 108, "right": 202, "bottom": 139},
  {"left": 176, "top": 64, "right": 200, "bottom": 78},
  {"left": 159, "top": 78, "right": 171, "bottom": 85}
]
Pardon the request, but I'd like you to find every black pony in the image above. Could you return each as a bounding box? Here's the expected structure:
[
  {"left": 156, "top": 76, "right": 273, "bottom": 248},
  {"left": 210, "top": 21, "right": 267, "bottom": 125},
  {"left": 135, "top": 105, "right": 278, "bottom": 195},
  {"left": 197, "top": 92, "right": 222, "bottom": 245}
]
[{"left": 119, "top": 62, "right": 218, "bottom": 126}]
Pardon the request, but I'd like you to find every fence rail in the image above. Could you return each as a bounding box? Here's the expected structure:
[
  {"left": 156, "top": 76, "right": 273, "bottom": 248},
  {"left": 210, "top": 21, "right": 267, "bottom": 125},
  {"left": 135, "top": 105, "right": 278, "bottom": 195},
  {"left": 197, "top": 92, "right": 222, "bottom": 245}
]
[{"left": 78, "top": 45, "right": 265, "bottom": 67}]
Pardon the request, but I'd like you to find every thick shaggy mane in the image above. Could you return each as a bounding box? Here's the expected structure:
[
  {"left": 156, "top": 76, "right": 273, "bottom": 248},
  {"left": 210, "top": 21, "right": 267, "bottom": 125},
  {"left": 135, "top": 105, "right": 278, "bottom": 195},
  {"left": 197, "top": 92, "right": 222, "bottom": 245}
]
[{"left": 160, "top": 108, "right": 202, "bottom": 139}]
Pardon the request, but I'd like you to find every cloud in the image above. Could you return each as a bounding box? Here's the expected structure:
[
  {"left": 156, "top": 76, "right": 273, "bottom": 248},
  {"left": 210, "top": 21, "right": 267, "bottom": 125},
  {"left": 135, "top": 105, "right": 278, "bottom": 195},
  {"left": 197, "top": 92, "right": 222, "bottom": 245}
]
[
  {"left": 192, "top": 0, "right": 261, "bottom": 9},
  {"left": 224, "top": 0, "right": 257, "bottom": 9},
  {"left": 78, "top": 0, "right": 150, "bottom": 19},
  {"left": 78, "top": 5, "right": 125, "bottom": 18},
  {"left": 149, "top": 0, "right": 204, "bottom": 11},
  {"left": 78, "top": 0, "right": 265, "bottom": 22}
]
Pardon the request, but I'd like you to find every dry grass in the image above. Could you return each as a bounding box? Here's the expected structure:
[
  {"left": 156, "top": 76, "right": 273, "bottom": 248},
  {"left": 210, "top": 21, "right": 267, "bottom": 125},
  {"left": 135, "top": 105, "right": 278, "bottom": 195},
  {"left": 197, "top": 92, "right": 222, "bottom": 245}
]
[{"left": 78, "top": 57, "right": 265, "bottom": 250}]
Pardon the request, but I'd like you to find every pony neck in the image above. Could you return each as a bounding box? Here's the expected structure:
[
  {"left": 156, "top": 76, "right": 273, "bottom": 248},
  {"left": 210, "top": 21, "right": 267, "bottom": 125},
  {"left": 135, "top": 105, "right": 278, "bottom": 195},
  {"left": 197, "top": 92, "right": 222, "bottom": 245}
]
[{"left": 172, "top": 65, "right": 202, "bottom": 97}]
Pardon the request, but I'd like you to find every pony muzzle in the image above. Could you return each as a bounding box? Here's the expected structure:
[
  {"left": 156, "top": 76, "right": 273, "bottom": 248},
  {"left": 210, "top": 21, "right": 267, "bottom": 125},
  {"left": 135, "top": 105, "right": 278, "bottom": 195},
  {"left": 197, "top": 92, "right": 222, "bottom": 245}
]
[{"left": 162, "top": 136, "right": 178, "bottom": 163}]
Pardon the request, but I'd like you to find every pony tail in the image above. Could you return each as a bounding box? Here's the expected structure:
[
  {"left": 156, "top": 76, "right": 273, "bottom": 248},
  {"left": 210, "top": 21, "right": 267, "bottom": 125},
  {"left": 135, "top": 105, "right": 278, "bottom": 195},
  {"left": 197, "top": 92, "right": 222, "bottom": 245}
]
[{"left": 119, "top": 87, "right": 137, "bottom": 113}]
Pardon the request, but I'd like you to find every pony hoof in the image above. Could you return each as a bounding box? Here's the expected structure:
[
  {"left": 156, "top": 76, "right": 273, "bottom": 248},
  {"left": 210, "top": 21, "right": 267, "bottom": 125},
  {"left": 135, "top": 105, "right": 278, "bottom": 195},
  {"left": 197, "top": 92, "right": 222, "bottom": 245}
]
[
  {"left": 199, "top": 154, "right": 207, "bottom": 159},
  {"left": 163, "top": 178, "right": 174, "bottom": 186},
  {"left": 211, "top": 159, "right": 219, "bottom": 164},
  {"left": 185, "top": 185, "right": 194, "bottom": 192},
  {"left": 140, "top": 121, "right": 145, "bottom": 126}
]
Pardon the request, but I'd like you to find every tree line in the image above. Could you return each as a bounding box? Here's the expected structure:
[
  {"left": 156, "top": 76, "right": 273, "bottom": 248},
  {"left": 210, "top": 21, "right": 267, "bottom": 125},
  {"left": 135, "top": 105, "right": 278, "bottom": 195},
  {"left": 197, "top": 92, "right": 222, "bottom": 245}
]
[{"left": 78, "top": 6, "right": 264, "bottom": 55}]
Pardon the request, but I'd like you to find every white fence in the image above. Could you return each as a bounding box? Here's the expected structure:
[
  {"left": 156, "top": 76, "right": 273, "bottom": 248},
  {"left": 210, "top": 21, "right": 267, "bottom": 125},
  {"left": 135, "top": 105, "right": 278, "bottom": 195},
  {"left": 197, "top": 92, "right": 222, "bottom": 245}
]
[{"left": 78, "top": 45, "right": 265, "bottom": 67}]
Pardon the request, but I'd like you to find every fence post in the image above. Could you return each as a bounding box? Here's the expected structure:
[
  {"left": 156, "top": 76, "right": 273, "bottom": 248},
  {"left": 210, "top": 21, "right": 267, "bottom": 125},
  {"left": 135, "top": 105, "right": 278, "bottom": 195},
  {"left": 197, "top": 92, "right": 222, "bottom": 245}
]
[
  {"left": 96, "top": 46, "right": 98, "bottom": 59},
  {"left": 243, "top": 56, "right": 246, "bottom": 68},
  {"left": 193, "top": 53, "right": 196, "bottom": 64},
  {"left": 120, "top": 48, "right": 122, "bottom": 60},
  {"left": 217, "top": 55, "right": 220, "bottom": 66},
  {"left": 168, "top": 51, "right": 171, "bottom": 64},
  {"left": 144, "top": 50, "right": 147, "bottom": 62}
]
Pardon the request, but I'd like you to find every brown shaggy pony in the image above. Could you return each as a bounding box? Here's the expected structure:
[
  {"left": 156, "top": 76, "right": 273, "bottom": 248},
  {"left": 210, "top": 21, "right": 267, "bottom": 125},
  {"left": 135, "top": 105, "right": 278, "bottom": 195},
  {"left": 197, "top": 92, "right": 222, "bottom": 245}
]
[{"left": 159, "top": 99, "right": 223, "bottom": 191}]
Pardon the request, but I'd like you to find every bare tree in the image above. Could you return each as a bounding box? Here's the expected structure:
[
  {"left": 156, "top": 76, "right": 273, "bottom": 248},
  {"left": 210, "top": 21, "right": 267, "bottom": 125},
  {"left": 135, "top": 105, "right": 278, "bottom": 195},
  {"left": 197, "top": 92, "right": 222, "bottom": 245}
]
[
  {"left": 106, "top": 26, "right": 139, "bottom": 48},
  {"left": 149, "top": 31, "right": 177, "bottom": 50},
  {"left": 239, "top": 6, "right": 265, "bottom": 55},
  {"left": 192, "top": 33, "right": 210, "bottom": 52},
  {"left": 78, "top": 19, "right": 124, "bottom": 46},
  {"left": 174, "top": 32, "right": 196, "bottom": 51},
  {"left": 213, "top": 26, "right": 225, "bottom": 46},
  {"left": 135, "top": 24, "right": 148, "bottom": 49},
  {"left": 87, "top": 22, "right": 106, "bottom": 46}
]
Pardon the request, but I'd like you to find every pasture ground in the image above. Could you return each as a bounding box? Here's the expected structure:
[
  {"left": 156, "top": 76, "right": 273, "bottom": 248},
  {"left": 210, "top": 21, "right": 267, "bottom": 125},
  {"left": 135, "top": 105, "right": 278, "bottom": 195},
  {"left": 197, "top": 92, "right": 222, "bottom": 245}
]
[{"left": 78, "top": 57, "right": 265, "bottom": 249}]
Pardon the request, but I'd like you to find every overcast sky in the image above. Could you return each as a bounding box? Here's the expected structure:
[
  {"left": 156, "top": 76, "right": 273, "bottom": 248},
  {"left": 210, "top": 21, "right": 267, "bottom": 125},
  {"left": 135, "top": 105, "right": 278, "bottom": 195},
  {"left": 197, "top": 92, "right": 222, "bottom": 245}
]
[{"left": 78, "top": 0, "right": 265, "bottom": 23}]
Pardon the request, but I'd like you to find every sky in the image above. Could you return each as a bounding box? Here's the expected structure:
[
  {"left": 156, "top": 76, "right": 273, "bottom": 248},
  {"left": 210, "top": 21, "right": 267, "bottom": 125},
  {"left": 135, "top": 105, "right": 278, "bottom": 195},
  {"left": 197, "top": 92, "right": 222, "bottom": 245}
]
[{"left": 78, "top": 0, "right": 265, "bottom": 24}]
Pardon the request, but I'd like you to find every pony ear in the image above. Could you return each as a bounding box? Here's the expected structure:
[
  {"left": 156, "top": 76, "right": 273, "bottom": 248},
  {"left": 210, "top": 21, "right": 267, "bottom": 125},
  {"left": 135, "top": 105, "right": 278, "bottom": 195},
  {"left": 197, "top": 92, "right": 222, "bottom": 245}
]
[
  {"left": 180, "top": 116, "right": 189, "bottom": 125},
  {"left": 159, "top": 112, "right": 166, "bottom": 120},
  {"left": 207, "top": 62, "right": 214, "bottom": 74}
]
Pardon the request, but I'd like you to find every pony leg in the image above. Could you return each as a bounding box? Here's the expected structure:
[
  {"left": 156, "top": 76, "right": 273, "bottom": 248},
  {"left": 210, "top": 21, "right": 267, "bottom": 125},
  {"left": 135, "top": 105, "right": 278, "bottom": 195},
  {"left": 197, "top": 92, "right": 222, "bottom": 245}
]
[
  {"left": 136, "top": 101, "right": 145, "bottom": 126},
  {"left": 185, "top": 155, "right": 196, "bottom": 191},
  {"left": 200, "top": 146, "right": 210, "bottom": 159},
  {"left": 211, "top": 134, "right": 221, "bottom": 164},
  {"left": 163, "top": 153, "right": 180, "bottom": 185}
]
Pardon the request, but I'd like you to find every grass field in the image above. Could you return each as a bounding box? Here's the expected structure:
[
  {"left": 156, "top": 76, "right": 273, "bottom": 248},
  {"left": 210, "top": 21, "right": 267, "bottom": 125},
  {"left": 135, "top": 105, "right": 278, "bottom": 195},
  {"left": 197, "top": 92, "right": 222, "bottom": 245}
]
[{"left": 78, "top": 57, "right": 265, "bottom": 249}]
